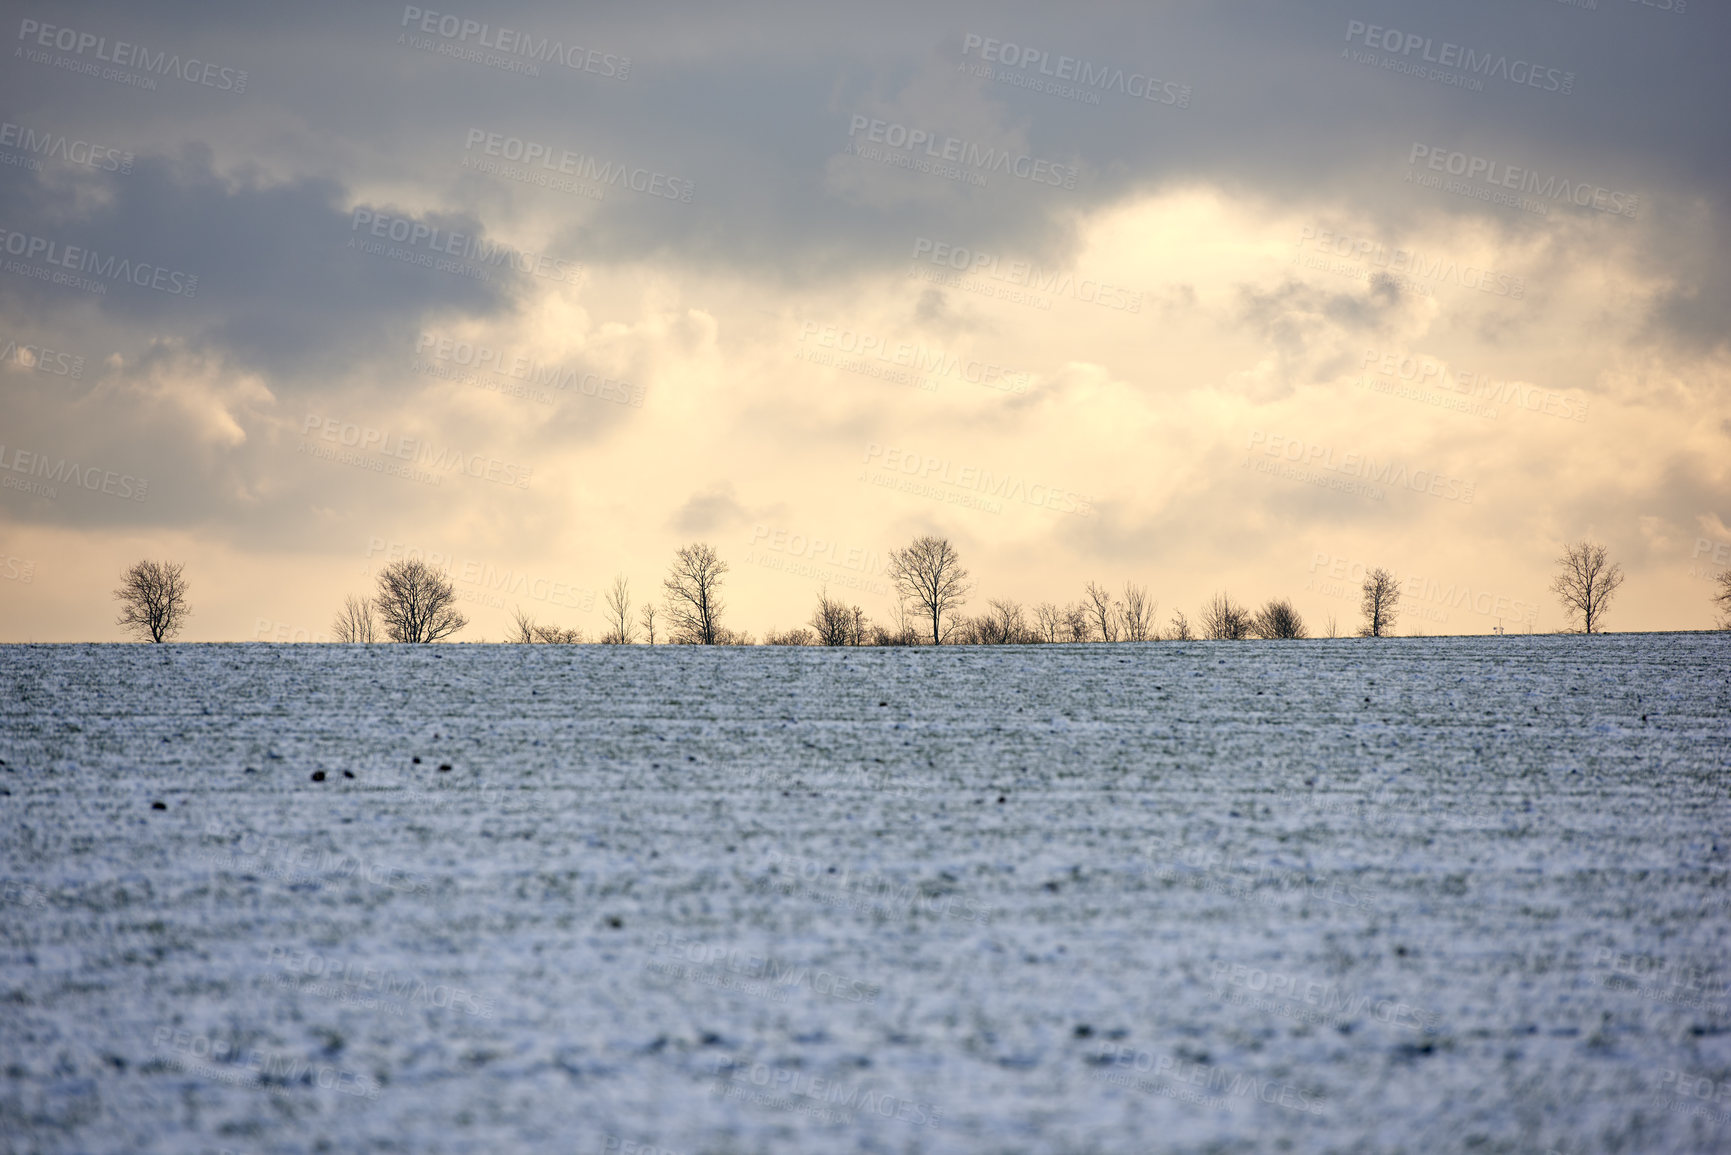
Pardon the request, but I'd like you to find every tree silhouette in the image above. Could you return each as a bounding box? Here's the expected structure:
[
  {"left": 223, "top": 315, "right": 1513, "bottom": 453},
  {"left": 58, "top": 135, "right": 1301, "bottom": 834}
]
[
  {"left": 1033, "top": 601, "right": 1064, "bottom": 643},
  {"left": 602, "top": 574, "right": 636, "bottom": 644},
  {"left": 1550, "top": 541, "right": 1624, "bottom": 634},
  {"left": 764, "top": 626, "right": 815, "bottom": 645},
  {"left": 810, "top": 587, "right": 866, "bottom": 646},
  {"left": 332, "top": 594, "right": 377, "bottom": 643},
  {"left": 114, "top": 560, "right": 190, "bottom": 642},
  {"left": 374, "top": 559, "right": 467, "bottom": 643},
  {"left": 1121, "top": 582, "right": 1157, "bottom": 641},
  {"left": 887, "top": 535, "right": 971, "bottom": 645},
  {"left": 509, "top": 606, "right": 581, "bottom": 643},
  {"left": 663, "top": 542, "right": 728, "bottom": 644},
  {"left": 1201, "top": 592, "right": 1252, "bottom": 640},
  {"left": 1083, "top": 581, "right": 1120, "bottom": 642},
  {"left": 1359, "top": 568, "right": 1400, "bottom": 637},
  {"left": 1251, "top": 598, "right": 1308, "bottom": 639},
  {"left": 1167, "top": 609, "right": 1194, "bottom": 641},
  {"left": 974, "top": 598, "right": 1032, "bottom": 644}
]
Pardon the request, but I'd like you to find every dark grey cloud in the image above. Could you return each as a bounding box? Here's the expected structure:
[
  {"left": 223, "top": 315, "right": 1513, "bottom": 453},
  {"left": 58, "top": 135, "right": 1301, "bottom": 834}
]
[
  {"left": 0, "top": 147, "right": 526, "bottom": 383},
  {"left": 671, "top": 483, "right": 755, "bottom": 534}
]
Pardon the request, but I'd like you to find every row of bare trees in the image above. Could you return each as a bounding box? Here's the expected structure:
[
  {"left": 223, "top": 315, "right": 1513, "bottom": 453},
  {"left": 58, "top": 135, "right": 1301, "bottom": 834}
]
[{"left": 111, "top": 537, "right": 1720, "bottom": 642}]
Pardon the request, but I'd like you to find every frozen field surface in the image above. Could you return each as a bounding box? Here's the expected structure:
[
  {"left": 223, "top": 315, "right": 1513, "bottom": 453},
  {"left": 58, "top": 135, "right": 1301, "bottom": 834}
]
[{"left": 1, "top": 636, "right": 1728, "bottom": 1154}]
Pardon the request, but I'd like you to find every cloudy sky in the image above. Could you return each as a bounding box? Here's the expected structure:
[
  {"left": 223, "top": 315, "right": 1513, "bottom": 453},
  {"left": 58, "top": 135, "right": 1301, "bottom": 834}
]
[{"left": 2, "top": 0, "right": 1726, "bottom": 641}]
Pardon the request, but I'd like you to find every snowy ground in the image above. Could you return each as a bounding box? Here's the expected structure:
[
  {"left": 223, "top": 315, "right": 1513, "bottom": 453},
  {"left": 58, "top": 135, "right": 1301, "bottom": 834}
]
[{"left": 1, "top": 636, "right": 1728, "bottom": 1154}]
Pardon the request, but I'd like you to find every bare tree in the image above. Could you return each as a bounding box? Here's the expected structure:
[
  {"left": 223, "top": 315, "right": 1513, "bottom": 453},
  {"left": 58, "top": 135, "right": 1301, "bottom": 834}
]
[
  {"left": 1323, "top": 613, "right": 1339, "bottom": 639},
  {"left": 640, "top": 603, "right": 658, "bottom": 644},
  {"left": 810, "top": 587, "right": 865, "bottom": 646},
  {"left": 374, "top": 558, "right": 467, "bottom": 643},
  {"left": 508, "top": 605, "right": 537, "bottom": 643},
  {"left": 1201, "top": 592, "right": 1252, "bottom": 640},
  {"left": 1251, "top": 598, "right": 1308, "bottom": 639},
  {"left": 1359, "top": 568, "right": 1401, "bottom": 638},
  {"left": 850, "top": 605, "right": 871, "bottom": 645},
  {"left": 1121, "top": 582, "right": 1157, "bottom": 642},
  {"left": 974, "top": 598, "right": 1030, "bottom": 644},
  {"left": 1167, "top": 609, "right": 1194, "bottom": 641},
  {"left": 887, "top": 535, "right": 971, "bottom": 645},
  {"left": 1549, "top": 540, "right": 1625, "bottom": 634},
  {"left": 1083, "top": 581, "right": 1121, "bottom": 642},
  {"left": 1033, "top": 601, "right": 1064, "bottom": 643},
  {"left": 510, "top": 606, "right": 582, "bottom": 643},
  {"left": 764, "top": 626, "right": 815, "bottom": 645},
  {"left": 114, "top": 560, "right": 190, "bottom": 642},
  {"left": 332, "top": 594, "right": 377, "bottom": 643},
  {"left": 663, "top": 542, "right": 728, "bottom": 644},
  {"left": 867, "top": 625, "right": 909, "bottom": 645},
  {"left": 602, "top": 574, "right": 636, "bottom": 644},
  {"left": 1063, "top": 602, "right": 1093, "bottom": 643},
  {"left": 1715, "top": 569, "right": 1731, "bottom": 630}
]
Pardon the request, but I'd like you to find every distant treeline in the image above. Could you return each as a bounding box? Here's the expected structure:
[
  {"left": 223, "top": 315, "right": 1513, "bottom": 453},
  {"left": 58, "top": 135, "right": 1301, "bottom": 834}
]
[{"left": 110, "top": 535, "right": 1724, "bottom": 643}]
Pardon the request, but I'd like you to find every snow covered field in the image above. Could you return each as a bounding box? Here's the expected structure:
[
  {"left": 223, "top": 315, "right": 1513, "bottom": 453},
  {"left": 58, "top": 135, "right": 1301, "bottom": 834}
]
[{"left": 1, "top": 635, "right": 1727, "bottom": 1154}]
